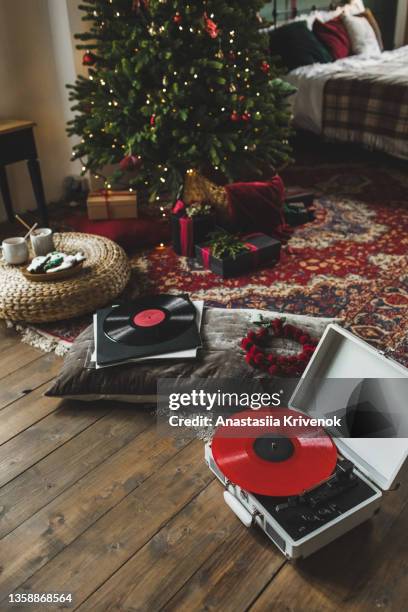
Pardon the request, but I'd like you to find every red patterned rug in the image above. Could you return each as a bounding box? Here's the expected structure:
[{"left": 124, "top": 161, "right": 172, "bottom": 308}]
[{"left": 18, "top": 158, "right": 408, "bottom": 366}]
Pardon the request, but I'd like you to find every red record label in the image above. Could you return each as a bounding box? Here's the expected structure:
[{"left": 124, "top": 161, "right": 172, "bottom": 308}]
[
  {"left": 133, "top": 308, "right": 166, "bottom": 327},
  {"left": 212, "top": 408, "right": 337, "bottom": 497}
]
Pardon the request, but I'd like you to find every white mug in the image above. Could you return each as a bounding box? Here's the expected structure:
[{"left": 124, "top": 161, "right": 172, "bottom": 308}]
[
  {"left": 30, "top": 228, "right": 55, "bottom": 256},
  {"left": 1, "top": 237, "right": 29, "bottom": 265}
]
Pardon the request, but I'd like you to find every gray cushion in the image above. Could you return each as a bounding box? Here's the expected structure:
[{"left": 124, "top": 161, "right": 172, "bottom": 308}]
[{"left": 46, "top": 308, "right": 340, "bottom": 403}]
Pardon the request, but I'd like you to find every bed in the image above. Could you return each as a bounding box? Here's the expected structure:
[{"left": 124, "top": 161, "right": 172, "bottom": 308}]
[
  {"left": 286, "top": 46, "right": 408, "bottom": 159},
  {"left": 263, "top": 1, "right": 408, "bottom": 160}
]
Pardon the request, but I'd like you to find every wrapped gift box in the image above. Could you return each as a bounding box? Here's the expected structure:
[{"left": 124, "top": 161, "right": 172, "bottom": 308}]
[
  {"left": 87, "top": 190, "right": 138, "bottom": 220},
  {"left": 195, "top": 232, "right": 281, "bottom": 278},
  {"left": 284, "top": 202, "right": 315, "bottom": 227},
  {"left": 285, "top": 188, "right": 315, "bottom": 208},
  {"left": 171, "top": 211, "right": 216, "bottom": 257}
]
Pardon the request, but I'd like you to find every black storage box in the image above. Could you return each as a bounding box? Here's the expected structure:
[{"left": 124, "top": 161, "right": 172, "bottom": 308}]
[
  {"left": 284, "top": 203, "right": 315, "bottom": 227},
  {"left": 195, "top": 232, "right": 281, "bottom": 278}
]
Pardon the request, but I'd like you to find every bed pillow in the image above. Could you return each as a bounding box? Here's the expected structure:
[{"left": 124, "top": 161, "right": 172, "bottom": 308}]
[
  {"left": 269, "top": 21, "right": 333, "bottom": 71},
  {"left": 313, "top": 17, "right": 351, "bottom": 60},
  {"left": 342, "top": 13, "right": 381, "bottom": 56},
  {"left": 357, "top": 9, "right": 384, "bottom": 51}
]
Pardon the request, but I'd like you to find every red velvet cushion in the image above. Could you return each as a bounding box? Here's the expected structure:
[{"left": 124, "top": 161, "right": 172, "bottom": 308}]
[
  {"left": 313, "top": 17, "right": 351, "bottom": 60},
  {"left": 65, "top": 215, "right": 170, "bottom": 252}
]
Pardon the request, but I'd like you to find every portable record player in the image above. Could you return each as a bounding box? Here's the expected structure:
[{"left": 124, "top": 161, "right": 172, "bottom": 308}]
[{"left": 205, "top": 324, "right": 408, "bottom": 559}]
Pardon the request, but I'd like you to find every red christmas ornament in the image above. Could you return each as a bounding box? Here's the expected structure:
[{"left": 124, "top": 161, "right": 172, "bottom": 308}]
[
  {"left": 241, "top": 112, "right": 251, "bottom": 122},
  {"left": 173, "top": 12, "right": 182, "bottom": 24},
  {"left": 203, "top": 12, "right": 219, "bottom": 39},
  {"left": 150, "top": 114, "right": 156, "bottom": 126},
  {"left": 82, "top": 52, "right": 96, "bottom": 66},
  {"left": 230, "top": 111, "right": 240, "bottom": 122},
  {"left": 132, "top": 0, "right": 149, "bottom": 10},
  {"left": 119, "top": 155, "right": 142, "bottom": 172},
  {"left": 260, "top": 60, "right": 270, "bottom": 73}
]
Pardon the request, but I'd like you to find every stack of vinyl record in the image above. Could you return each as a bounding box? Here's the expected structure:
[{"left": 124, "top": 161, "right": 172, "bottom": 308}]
[{"left": 91, "top": 294, "right": 203, "bottom": 369}]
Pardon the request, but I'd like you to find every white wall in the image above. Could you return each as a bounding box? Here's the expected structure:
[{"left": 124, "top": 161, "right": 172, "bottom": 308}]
[
  {"left": 0, "top": 0, "right": 82, "bottom": 221},
  {"left": 395, "top": 0, "right": 408, "bottom": 47}
]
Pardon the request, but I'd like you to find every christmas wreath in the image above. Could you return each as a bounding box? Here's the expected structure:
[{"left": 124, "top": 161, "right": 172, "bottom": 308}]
[{"left": 240, "top": 317, "right": 318, "bottom": 376}]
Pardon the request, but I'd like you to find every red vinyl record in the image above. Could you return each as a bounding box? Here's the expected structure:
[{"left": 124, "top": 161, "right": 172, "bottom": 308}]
[{"left": 212, "top": 408, "right": 337, "bottom": 497}]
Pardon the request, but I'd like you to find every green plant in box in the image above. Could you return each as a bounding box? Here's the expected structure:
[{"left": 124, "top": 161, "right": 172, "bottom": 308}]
[{"left": 208, "top": 230, "right": 250, "bottom": 260}]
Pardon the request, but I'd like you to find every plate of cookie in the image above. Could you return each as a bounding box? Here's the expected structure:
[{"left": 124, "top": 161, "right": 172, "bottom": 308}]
[{"left": 22, "top": 251, "right": 86, "bottom": 282}]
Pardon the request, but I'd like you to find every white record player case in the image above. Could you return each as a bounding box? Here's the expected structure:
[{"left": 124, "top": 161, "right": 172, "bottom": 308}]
[{"left": 205, "top": 324, "right": 408, "bottom": 559}]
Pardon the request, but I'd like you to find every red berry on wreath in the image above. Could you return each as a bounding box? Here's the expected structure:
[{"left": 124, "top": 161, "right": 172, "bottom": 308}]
[
  {"left": 240, "top": 338, "right": 252, "bottom": 350},
  {"left": 271, "top": 318, "right": 283, "bottom": 333},
  {"left": 82, "top": 52, "right": 96, "bottom": 66},
  {"left": 253, "top": 353, "right": 264, "bottom": 366},
  {"left": 282, "top": 324, "right": 292, "bottom": 337}
]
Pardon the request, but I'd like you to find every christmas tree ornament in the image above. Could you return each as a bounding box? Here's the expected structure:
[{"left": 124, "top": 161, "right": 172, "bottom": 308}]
[
  {"left": 82, "top": 52, "right": 96, "bottom": 66},
  {"left": 260, "top": 60, "right": 270, "bottom": 73},
  {"left": 203, "top": 13, "right": 219, "bottom": 39},
  {"left": 230, "top": 111, "right": 240, "bottom": 122},
  {"left": 119, "top": 154, "right": 142, "bottom": 172},
  {"left": 150, "top": 114, "right": 156, "bottom": 126},
  {"left": 173, "top": 12, "right": 182, "bottom": 24},
  {"left": 132, "top": 0, "right": 149, "bottom": 11},
  {"left": 241, "top": 112, "right": 251, "bottom": 122}
]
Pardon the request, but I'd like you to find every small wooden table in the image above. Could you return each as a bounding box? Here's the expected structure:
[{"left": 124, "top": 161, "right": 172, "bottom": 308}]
[{"left": 0, "top": 120, "right": 48, "bottom": 225}]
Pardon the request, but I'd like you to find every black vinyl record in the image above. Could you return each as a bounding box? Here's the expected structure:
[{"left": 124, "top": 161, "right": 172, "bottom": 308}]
[{"left": 104, "top": 294, "right": 196, "bottom": 347}]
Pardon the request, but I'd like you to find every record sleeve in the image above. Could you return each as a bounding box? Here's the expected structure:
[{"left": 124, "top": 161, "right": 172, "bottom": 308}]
[
  {"left": 91, "top": 300, "right": 204, "bottom": 369},
  {"left": 94, "top": 294, "right": 202, "bottom": 366}
]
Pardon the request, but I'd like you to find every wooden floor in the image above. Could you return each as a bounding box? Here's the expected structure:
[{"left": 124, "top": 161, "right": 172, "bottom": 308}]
[{"left": 0, "top": 323, "right": 407, "bottom": 612}]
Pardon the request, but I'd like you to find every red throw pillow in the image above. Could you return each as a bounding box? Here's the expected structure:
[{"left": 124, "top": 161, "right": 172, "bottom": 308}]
[
  {"left": 65, "top": 215, "right": 170, "bottom": 252},
  {"left": 313, "top": 17, "right": 351, "bottom": 60}
]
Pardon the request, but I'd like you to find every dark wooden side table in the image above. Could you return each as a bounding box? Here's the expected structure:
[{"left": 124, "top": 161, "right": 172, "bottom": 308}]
[{"left": 0, "top": 120, "right": 48, "bottom": 225}]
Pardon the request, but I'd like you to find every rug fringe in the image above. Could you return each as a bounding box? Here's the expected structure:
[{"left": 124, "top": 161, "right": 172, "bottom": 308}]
[{"left": 8, "top": 321, "right": 71, "bottom": 357}]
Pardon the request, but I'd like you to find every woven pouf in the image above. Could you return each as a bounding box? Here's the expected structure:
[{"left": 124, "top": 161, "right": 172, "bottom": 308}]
[{"left": 0, "top": 232, "right": 131, "bottom": 323}]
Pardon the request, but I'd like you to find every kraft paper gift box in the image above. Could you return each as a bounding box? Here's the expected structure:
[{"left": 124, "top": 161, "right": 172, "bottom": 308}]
[{"left": 87, "top": 190, "right": 138, "bottom": 220}]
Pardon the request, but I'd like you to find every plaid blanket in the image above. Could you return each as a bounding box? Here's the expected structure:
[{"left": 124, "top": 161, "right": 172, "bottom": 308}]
[{"left": 322, "top": 77, "right": 408, "bottom": 158}]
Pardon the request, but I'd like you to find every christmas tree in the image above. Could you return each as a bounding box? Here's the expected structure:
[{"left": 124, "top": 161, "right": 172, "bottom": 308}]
[{"left": 68, "top": 0, "right": 293, "bottom": 202}]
